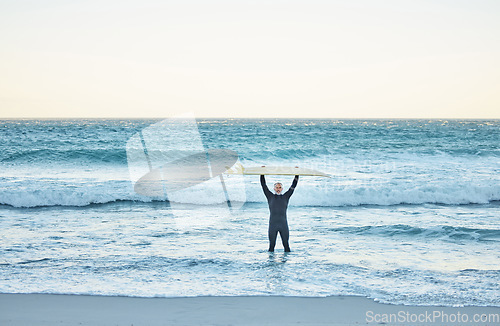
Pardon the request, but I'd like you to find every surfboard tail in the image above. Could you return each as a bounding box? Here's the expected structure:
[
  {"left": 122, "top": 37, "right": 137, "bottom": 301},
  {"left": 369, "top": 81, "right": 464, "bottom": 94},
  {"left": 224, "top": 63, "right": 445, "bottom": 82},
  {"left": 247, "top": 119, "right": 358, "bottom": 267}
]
[{"left": 224, "top": 161, "right": 245, "bottom": 175}]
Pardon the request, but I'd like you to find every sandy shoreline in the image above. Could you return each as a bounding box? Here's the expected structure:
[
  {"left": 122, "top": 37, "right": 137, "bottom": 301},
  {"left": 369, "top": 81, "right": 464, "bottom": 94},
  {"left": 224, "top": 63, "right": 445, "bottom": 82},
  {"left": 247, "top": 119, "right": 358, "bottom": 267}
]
[{"left": 1, "top": 294, "right": 499, "bottom": 326}]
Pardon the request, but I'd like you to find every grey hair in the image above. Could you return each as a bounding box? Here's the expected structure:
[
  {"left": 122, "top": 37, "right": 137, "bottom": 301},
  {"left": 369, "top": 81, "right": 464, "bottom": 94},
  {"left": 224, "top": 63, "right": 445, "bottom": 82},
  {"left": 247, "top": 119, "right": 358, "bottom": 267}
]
[{"left": 274, "top": 182, "right": 282, "bottom": 187}]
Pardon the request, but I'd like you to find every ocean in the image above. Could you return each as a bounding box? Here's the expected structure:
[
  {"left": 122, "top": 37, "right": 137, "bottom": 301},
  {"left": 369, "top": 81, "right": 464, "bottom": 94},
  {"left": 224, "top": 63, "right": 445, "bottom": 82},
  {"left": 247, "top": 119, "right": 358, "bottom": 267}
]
[{"left": 0, "top": 118, "right": 499, "bottom": 307}]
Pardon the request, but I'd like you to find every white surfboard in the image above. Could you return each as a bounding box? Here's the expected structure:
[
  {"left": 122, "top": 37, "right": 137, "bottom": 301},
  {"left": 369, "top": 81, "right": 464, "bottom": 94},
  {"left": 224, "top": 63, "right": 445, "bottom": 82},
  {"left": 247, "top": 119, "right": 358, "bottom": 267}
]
[{"left": 225, "top": 162, "right": 330, "bottom": 177}]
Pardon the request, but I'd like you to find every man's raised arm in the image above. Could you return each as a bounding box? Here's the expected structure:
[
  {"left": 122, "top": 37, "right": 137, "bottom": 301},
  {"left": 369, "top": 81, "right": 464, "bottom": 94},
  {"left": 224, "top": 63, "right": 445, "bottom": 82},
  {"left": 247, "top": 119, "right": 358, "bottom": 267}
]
[
  {"left": 284, "top": 175, "right": 299, "bottom": 198},
  {"left": 260, "top": 175, "right": 272, "bottom": 199}
]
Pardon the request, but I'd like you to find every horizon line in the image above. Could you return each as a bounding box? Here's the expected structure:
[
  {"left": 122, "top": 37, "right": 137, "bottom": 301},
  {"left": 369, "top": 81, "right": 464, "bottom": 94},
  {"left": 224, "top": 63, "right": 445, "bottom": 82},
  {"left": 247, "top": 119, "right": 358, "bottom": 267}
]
[{"left": 1, "top": 117, "right": 499, "bottom": 121}]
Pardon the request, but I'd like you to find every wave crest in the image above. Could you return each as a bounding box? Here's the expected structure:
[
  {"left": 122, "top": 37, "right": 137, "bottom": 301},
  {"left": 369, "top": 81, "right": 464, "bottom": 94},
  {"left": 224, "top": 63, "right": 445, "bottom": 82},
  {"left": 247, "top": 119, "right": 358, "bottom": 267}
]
[{"left": 1, "top": 180, "right": 499, "bottom": 208}]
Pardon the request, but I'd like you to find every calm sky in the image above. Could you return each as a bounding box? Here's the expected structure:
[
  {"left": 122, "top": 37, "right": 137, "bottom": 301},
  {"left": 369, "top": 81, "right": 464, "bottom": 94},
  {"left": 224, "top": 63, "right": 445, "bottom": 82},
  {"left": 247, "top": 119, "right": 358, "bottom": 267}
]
[{"left": 1, "top": 0, "right": 499, "bottom": 119}]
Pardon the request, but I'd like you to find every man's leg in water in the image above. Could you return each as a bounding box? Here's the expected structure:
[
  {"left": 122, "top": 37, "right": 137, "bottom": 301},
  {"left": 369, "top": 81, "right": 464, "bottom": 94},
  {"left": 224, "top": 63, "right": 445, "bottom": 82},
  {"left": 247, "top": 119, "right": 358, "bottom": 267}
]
[
  {"left": 268, "top": 227, "right": 278, "bottom": 252},
  {"left": 279, "top": 226, "right": 291, "bottom": 252}
]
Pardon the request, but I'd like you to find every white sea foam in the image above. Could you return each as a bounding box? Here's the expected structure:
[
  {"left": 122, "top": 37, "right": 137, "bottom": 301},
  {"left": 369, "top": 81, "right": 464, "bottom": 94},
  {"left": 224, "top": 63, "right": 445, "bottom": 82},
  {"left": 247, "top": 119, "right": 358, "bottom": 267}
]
[{"left": 1, "top": 173, "right": 499, "bottom": 208}]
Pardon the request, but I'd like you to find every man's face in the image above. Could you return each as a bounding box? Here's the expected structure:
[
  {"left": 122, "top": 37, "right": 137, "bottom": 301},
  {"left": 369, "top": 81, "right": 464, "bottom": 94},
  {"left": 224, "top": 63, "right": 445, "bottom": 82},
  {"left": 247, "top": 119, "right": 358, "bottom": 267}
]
[{"left": 274, "top": 183, "right": 282, "bottom": 194}]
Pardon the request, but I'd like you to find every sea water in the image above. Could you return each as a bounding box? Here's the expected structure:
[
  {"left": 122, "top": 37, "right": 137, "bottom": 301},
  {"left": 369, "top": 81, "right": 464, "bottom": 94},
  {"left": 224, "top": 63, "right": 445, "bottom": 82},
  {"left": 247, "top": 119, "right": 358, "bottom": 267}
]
[{"left": 0, "top": 119, "right": 499, "bottom": 306}]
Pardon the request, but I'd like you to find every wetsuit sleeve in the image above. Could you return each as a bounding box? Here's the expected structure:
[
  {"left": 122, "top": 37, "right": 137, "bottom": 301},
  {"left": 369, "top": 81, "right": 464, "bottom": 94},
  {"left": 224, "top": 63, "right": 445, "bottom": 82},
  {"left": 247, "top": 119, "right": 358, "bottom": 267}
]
[
  {"left": 260, "top": 175, "right": 272, "bottom": 199},
  {"left": 284, "top": 175, "right": 299, "bottom": 198}
]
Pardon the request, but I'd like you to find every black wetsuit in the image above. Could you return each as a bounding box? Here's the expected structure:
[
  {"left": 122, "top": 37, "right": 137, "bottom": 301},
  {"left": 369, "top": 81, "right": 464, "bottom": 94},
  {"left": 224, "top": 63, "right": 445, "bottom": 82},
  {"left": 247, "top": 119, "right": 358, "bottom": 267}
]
[{"left": 260, "top": 175, "right": 299, "bottom": 252}]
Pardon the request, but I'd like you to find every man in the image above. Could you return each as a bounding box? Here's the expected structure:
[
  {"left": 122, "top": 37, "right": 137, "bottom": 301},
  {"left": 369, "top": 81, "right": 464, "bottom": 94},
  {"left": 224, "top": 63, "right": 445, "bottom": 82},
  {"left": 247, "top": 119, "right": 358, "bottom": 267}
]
[{"left": 260, "top": 174, "right": 299, "bottom": 252}]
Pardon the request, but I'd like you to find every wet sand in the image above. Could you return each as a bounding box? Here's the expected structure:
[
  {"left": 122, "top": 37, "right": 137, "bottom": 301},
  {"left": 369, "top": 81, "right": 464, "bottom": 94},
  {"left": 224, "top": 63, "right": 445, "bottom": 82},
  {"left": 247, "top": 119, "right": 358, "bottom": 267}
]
[{"left": 1, "top": 294, "right": 499, "bottom": 325}]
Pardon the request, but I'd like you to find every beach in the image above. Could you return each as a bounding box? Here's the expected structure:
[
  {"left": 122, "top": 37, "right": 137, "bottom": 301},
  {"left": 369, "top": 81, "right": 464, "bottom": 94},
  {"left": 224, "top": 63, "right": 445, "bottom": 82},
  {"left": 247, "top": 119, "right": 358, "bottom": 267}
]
[
  {"left": 2, "top": 0, "right": 500, "bottom": 322},
  {"left": 2, "top": 294, "right": 499, "bottom": 326}
]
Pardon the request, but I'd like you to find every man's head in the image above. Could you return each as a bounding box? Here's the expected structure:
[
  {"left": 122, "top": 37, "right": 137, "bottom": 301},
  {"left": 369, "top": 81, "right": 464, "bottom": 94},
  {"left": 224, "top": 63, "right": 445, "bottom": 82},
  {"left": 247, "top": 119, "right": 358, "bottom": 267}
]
[{"left": 274, "top": 182, "right": 283, "bottom": 194}]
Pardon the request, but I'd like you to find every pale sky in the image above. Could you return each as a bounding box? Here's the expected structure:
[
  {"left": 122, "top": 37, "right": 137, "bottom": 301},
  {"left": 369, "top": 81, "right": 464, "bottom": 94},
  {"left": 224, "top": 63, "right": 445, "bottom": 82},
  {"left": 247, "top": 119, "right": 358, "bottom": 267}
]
[{"left": 1, "top": 0, "right": 499, "bottom": 119}]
